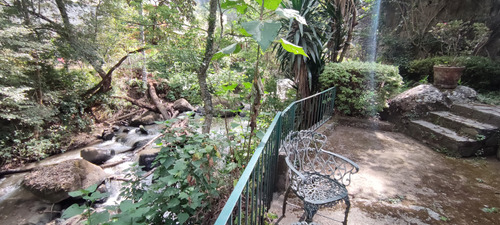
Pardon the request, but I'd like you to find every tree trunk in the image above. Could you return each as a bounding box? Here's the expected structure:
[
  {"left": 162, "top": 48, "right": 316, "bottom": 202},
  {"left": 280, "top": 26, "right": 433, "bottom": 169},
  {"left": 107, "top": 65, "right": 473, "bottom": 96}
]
[
  {"left": 139, "top": 1, "right": 148, "bottom": 89},
  {"left": 196, "top": 0, "right": 218, "bottom": 134},
  {"left": 295, "top": 57, "right": 310, "bottom": 98},
  {"left": 247, "top": 48, "right": 264, "bottom": 159}
]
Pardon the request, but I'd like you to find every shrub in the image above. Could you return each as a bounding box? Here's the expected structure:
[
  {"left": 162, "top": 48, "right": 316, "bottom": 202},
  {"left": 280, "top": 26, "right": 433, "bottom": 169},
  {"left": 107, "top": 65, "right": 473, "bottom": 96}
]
[
  {"left": 406, "top": 56, "right": 500, "bottom": 91},
  {"left": 319, "top": 61, "right": 403, "bottom": 117}
]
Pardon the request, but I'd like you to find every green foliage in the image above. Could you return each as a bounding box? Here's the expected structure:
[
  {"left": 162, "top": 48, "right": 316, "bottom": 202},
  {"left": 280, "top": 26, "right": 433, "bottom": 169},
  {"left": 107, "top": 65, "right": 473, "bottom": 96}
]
[
  {"left": 405, "top": 56, "right": 500, "bottom": 91},
  {"left": 319, "top": 61, "right": 403, "bottom": 117},
  {"left": 62, "top": 184, "right": 110, "bottom": 224},
  {"left": 481, "top": 207, "right": 498, "bottom": 213},
  {"left": 428, "top": 20, "right": 490, "bottom": 56},
  {"left": 113, "top": 118, "right": 234, "bottom": 224},
  {"left": 477, "top": 91, "right": 500, "bottom": 106},
  {"left": 275, "top": 0, "right": 326, "bottom": 95}
]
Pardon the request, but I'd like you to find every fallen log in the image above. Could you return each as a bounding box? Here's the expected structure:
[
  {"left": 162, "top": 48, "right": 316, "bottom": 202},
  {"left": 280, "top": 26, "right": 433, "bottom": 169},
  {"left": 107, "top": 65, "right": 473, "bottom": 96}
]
[
  {"left": 111, "top": 110, "right": 142, "bottom": 122},
  {"left": 112, "top": 96, "right": 158, "bottom": 112},
  {"left": 148, "top": 80, "right": 171, "bottom": 119},
  {"left": 0, "top": 168, "right": 33, "bottom": 178}
]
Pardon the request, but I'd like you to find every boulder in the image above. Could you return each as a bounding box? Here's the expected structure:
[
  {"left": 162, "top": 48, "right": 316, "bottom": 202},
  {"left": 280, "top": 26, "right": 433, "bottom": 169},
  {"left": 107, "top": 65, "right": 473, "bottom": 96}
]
[
  {"left": 80, "top": 147, "right": 115, "bottom": 165},
  {"left": 441, "top": 85, "right": 477, "bottom": 103},
  {"left": 381, "top": 84, "right": 476, "bottom": 124},
  {"left": 172, "top": 98, "right": 195, "bottom": 112},
  {"left": 138, "top": 146, "right": 161, "bottom": 171},
  {"left": 22, "top": 159, "right": 107, "bottom": 203},
  {"left": 0, "top": 188, "right": 61, "bottom": 225},
  {"left": 129, "top": 111, "right": 162, "bottom": 126},
  {"left": 277, "top": 78, "right": 294, "bottom": 101}
]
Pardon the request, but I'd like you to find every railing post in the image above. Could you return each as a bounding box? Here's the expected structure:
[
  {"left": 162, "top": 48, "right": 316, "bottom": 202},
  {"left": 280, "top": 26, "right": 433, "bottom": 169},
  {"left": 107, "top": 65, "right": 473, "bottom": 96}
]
[{"left": 215, "top": 87, "right": 336, "bottom": 225}]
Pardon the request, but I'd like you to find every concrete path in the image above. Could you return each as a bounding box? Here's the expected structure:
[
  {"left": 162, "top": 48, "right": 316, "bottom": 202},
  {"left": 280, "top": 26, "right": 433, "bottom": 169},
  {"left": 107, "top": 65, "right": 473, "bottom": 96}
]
[{"left": 270, "top": 120, "right": 500, "bottom": 225}]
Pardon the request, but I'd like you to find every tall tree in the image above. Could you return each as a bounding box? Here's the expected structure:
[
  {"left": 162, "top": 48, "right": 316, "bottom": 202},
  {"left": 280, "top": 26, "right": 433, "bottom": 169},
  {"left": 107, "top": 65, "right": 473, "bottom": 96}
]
[
  {"left": 325, "top": 0, "right": 358, "bottom": 62},
  {"left": 276, "top": 0, "right": 326, "bottom": 98},
  {"left": 197, "top": 0, "right": 218, "bottom": 133}
]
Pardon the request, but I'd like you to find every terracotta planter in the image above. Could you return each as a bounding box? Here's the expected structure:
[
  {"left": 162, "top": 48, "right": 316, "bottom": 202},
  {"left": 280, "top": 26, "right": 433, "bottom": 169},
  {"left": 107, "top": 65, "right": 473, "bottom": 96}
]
[{"left": 433, "top": 65, "right": 465, "bottom": 89}]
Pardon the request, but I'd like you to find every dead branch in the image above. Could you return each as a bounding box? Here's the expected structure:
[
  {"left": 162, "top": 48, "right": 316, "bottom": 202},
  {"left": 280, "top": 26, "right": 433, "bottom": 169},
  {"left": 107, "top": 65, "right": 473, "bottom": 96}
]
[
  {"left": 100, "top": 159, "right": 127, "bottom": 169},
  {"left": 133, "top": 134, "right": 164, "bottom": 154},
  {"left": 147, "top": 80, "right": 171, "bottom": 119},
  {"left": 109, "top": 167, "right": 157, "bottom": 182},
  {"left": 107, "top": 109, "right": 143, "bottom": 124},
  {"left": 0, "top": 168, "right": 33, "bottom": 178},
  {"left": 112, "top": 96, "right": 158, "bottom": 112}
]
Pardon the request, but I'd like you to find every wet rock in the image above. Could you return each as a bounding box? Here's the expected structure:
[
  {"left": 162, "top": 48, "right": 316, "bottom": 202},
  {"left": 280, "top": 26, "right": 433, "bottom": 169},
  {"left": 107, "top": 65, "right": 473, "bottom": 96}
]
[
  {"left": 136, "top": 126, "right": 148, "bottom": 135},
  {"left": 112, "top": 126, "right": 120, "bottom": 132},
  {"left": 239, "top": 103, "right": 251, "bottom": 117},
  {"left": 195, "top": 106, "right": 205, "bottom": 115},
  {"left": 173, "top": 98, "right": 195, "bottom": 112},
  {"left": 138, "top": 146, "right": 161, "bottom": 171},
  {"left": 497, "top": 145, "right": 500, "bottom": 160},
  {"left": 22, "top": 159, "right": 107, "bottom": 203},
  {"left": 129, "top": 111, "right": 162, "bottom": 126},
  {"left": 101, "top": 129, "right": 115, "bottom": 141},
  {"left": 0, "top": 189, "right": 61, "bottom": 225},
  {"left": 132, "top": 139, "right": 151, "bottom": 150},
  {"left": 381, "top": 84, "right": 477, "bottom": 123},
  {"left": 80, "top": 148, "right": 115, "bottom": 165}
]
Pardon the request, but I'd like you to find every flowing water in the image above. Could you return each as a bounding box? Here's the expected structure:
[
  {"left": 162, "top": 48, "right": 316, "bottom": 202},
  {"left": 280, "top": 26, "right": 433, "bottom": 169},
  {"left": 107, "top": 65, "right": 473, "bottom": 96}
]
[
  {"left": 0, "top": 124, "right": 163, "bottom": 224},
  {"left": 0, "top": 114, "right": 249, "bottom": 224}
]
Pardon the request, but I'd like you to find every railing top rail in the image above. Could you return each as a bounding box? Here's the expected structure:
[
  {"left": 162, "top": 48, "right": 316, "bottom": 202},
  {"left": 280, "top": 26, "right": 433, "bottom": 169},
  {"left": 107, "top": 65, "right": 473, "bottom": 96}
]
[
  {"left": 282, "top": 87, "right": 336, "bottom": 116},
  {"left": 214, "top": 112, "right": 282, "bottom": 225}
]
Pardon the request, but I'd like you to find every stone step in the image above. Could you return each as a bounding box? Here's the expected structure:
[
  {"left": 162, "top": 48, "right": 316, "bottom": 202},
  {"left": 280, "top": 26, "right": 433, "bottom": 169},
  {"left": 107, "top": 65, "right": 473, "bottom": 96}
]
[
  {"left": 451, "top": 103, "right": 500, "bottom": 127},
  {"left": 429, "top": 111, "right": 498, "bottom": 137},
  {"left": 409, "top": 120, "right": 481, "bottom": 157}
]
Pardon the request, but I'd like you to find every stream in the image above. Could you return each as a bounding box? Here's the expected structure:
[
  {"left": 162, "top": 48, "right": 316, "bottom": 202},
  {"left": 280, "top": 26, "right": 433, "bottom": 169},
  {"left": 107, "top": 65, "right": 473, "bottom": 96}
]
[{"left": 0, "top": 115, "right": 248, "bottom": 225}]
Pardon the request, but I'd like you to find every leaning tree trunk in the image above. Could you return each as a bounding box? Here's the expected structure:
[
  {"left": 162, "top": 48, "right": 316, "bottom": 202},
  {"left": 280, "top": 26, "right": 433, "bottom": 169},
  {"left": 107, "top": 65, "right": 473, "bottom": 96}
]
[{"left": 196, "top": 0, "right": 218, "bottom": 134}]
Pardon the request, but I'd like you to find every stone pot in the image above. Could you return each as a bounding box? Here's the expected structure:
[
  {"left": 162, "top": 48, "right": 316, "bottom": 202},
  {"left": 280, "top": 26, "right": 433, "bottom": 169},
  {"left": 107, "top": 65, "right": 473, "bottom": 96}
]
[{"left": 433, "top": 65, "right": 465, "bottom": 89}]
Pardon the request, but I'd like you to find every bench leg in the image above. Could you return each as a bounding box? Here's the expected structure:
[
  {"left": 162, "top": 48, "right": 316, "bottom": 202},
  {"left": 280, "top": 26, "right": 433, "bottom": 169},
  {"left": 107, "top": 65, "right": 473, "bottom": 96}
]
[
  {"left": 304, "top": 203, "right": 319, "bottom": 223},
  {"left": 282, "top": 186, "right": 292, "bottom": 217},
  {"left": 343, "top": 196, "right": 351, "bottom": 225}
]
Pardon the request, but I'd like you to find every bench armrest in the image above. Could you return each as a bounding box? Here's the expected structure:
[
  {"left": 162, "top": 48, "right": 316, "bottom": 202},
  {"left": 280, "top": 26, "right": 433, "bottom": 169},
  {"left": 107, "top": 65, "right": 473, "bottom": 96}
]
[
  {"left": 320, "top": 150, "right": 359, "bottom": 186},
  {"left": 285, "top": 154, "right": 307, "bottom": 182}
]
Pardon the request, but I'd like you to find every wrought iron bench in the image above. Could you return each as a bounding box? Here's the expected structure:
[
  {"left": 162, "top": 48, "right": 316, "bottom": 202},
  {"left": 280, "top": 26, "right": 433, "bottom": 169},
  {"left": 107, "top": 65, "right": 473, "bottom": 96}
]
[{"left": 281, "top": 130, "right": 359, "bottom": 224}]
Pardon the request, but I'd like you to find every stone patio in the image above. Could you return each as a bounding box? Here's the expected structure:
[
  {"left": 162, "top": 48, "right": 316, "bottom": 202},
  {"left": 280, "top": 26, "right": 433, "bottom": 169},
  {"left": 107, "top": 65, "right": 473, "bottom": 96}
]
[{"left": 269, "top": 119, "right": 500, "bottom": 225}]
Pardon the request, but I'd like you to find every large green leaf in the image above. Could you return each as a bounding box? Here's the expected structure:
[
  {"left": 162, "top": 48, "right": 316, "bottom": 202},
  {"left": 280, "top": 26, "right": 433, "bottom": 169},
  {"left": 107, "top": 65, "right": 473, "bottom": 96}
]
[
  {"left": 255, "top": 0, "right": 283, "bottom": 10},
  {"left": 280, "top": 39, "right": 308, "bottom": 57},
  {"left": 212, "top": 43, "right": 242, "bottom": 60},
  {"left": 221, "top": 0, "right": 248, "bottom": 14},
  {"left": 177, "top": 213, "right": 190, "bottom": 224},
  {"left": 88, "top": 211, "right": 110, "bottom": 225},
  {"left": 61, "top": 204, "right": 86, "bottom": 219},
  {"left": 242, "top": 21, "right": 281, "bottom": 51},
  {"left": 275, "top": 8, "right": 307, "bottom": 25}
]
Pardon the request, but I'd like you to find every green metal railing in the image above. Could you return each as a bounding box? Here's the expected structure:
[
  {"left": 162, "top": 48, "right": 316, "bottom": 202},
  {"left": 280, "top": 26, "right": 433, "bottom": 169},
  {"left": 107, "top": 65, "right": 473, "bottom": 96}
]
[{"left": 214, "top": 87, "right": 336, "bottom": 225}]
